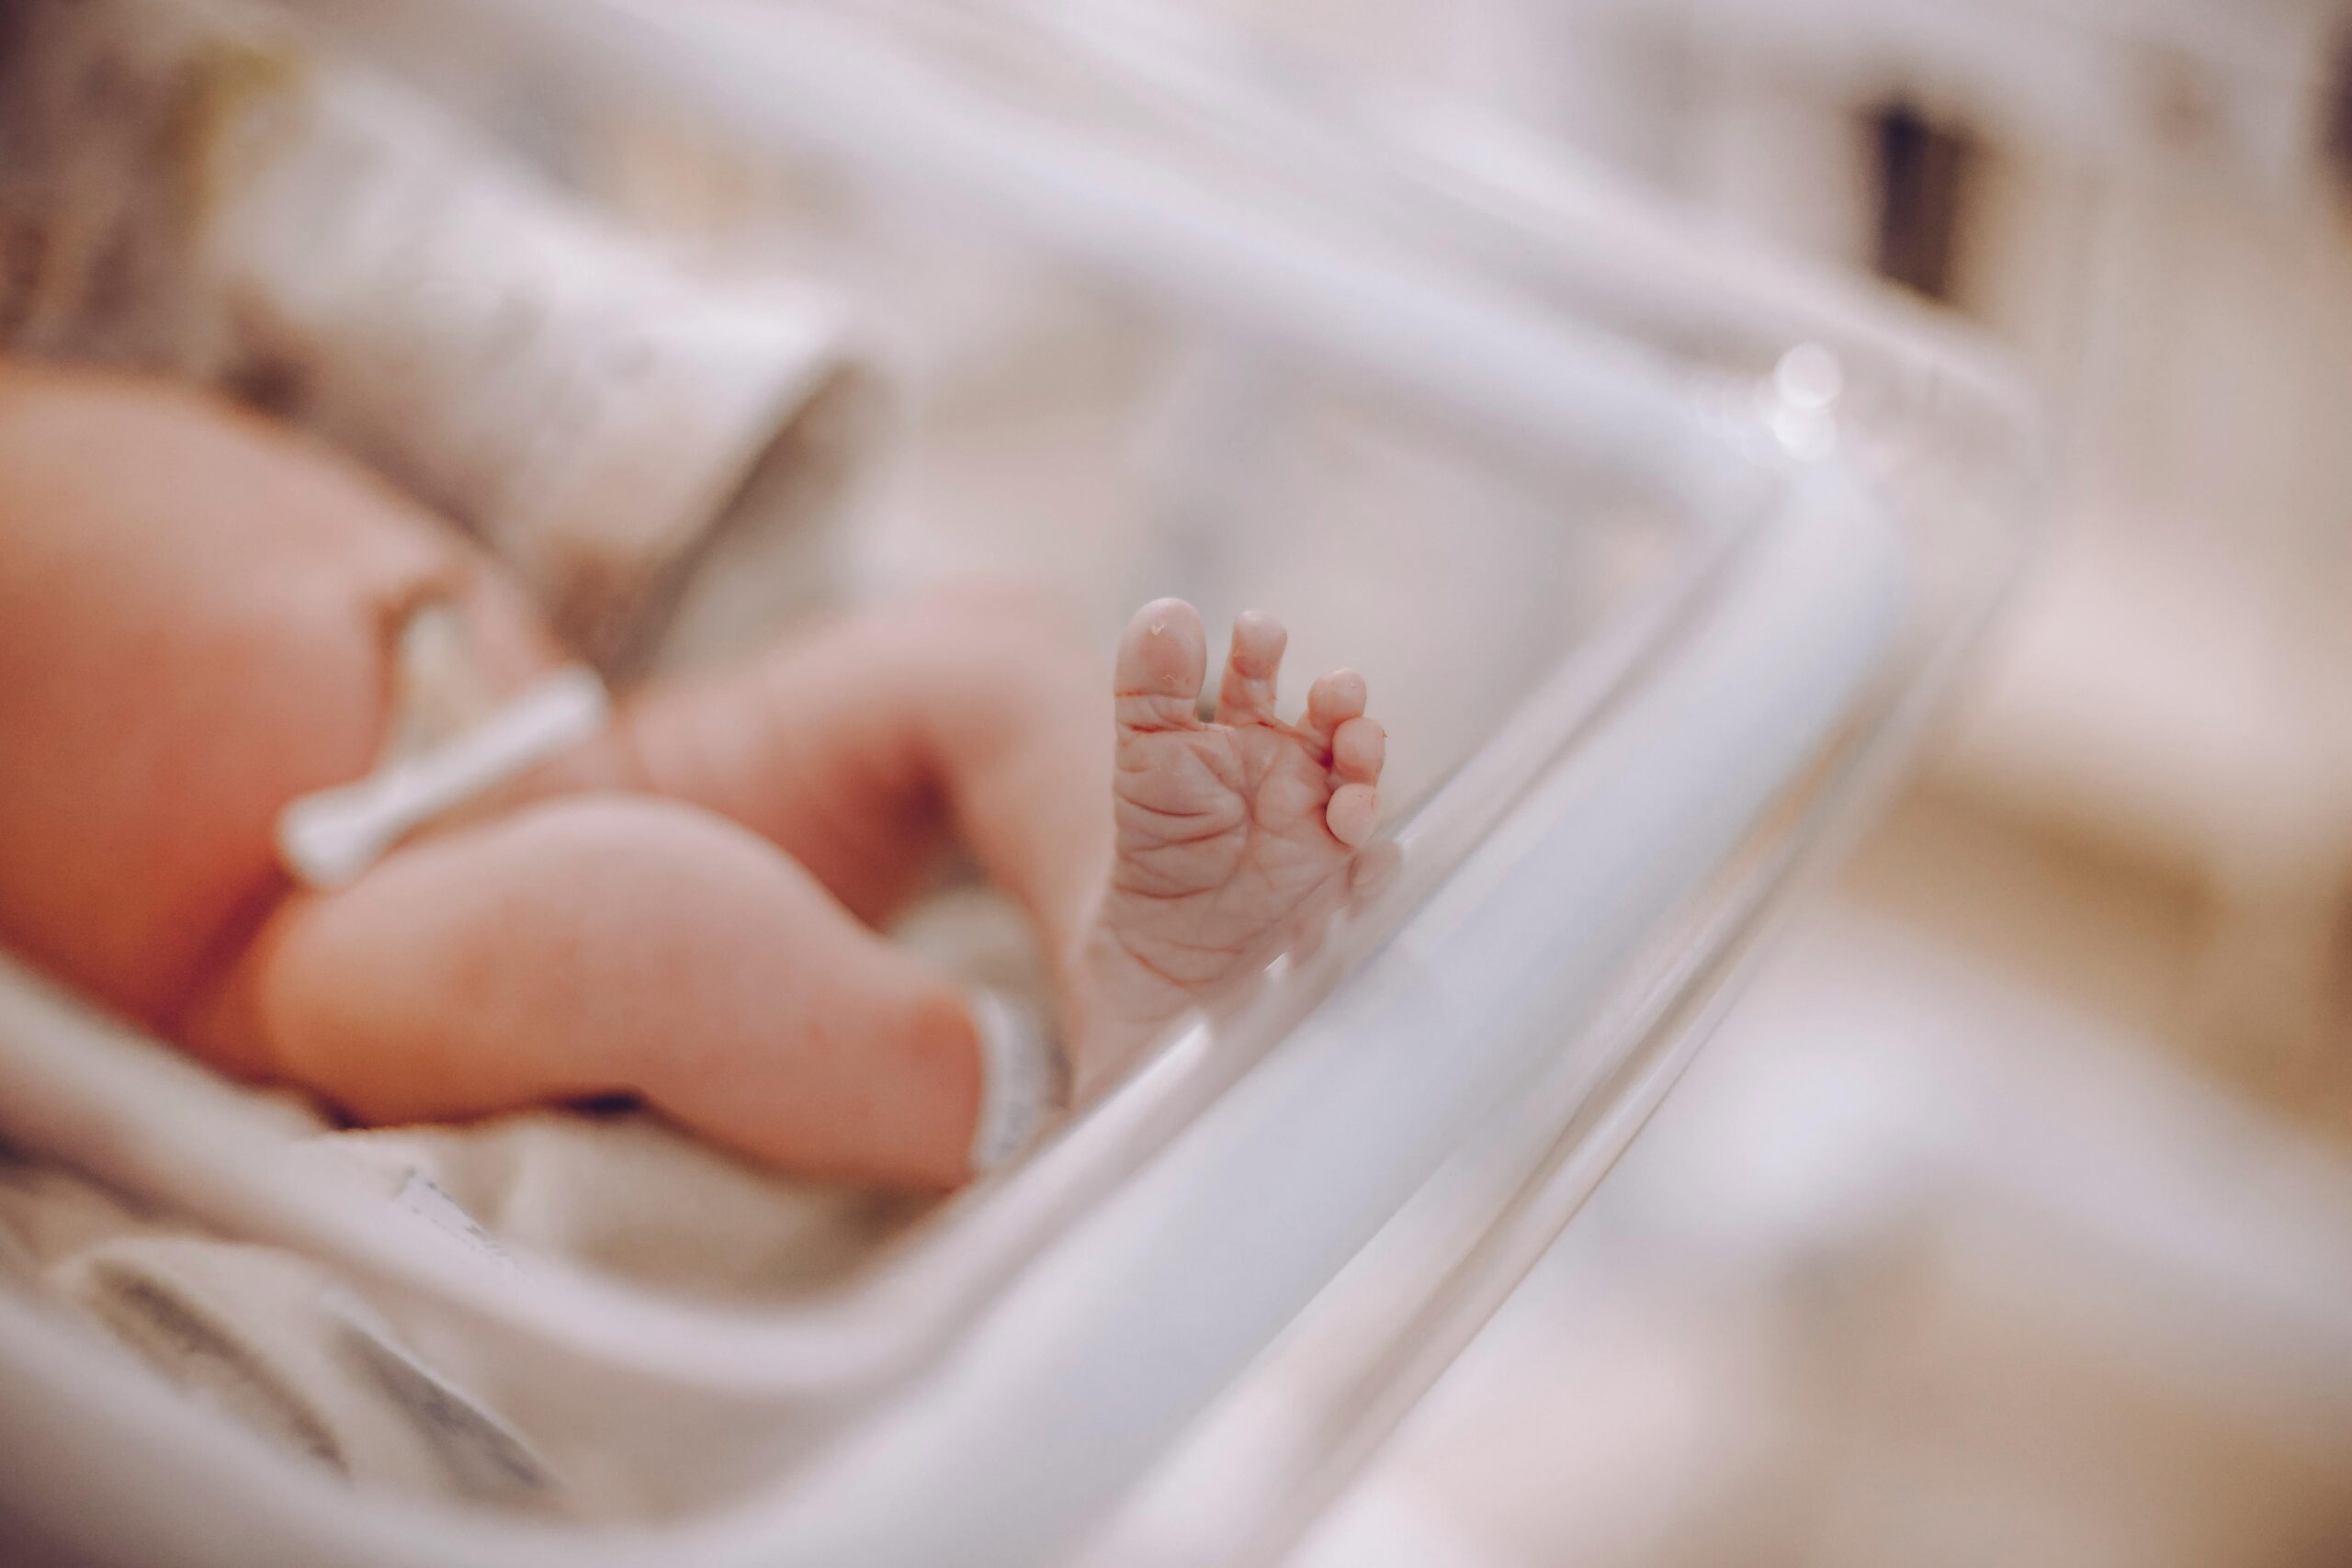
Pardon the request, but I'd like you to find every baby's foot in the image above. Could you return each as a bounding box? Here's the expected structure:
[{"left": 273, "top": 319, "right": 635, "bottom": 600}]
[{"left": 1079, "top": 598, "right": 1385, "bottom": 1075}]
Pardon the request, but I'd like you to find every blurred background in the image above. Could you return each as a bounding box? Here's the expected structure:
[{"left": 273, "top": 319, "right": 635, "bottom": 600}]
[{"left": 1235, "top": 1, "right": 2352, "bottom": 1562}]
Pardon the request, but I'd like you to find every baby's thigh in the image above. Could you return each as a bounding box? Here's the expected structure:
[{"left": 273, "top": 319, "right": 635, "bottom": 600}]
[{"left": 227, "top": 795, "right": 978, "bottom": 1179}]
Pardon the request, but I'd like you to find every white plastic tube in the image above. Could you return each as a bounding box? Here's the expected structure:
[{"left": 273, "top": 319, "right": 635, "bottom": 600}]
[{"left": 276, "top": 668, "right": 610, "bottom": 889}]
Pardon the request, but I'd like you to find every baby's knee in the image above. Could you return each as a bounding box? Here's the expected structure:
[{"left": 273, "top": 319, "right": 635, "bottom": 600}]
[{"left": 893, "top": 582, "right": 1100, "bottom": 730}]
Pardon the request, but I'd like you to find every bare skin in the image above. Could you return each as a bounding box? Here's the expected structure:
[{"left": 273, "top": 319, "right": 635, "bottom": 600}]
[
  {"left": 0, "top": 363, "right": 1385, "bottom": 1188},
  {"left": 1083, "top": 600, "right": 1385, "bottom": 1082}
]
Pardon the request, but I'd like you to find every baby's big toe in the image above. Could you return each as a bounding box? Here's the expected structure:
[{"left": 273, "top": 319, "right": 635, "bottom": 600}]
[{"left": 1114, "top": 598, "right": 1207, "bottom": 731}]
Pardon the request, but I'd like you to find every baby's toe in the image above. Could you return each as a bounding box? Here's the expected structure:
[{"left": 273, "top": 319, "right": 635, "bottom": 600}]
[
  {"left": 1326, "top": 782, "right": 1378, "bottom": 847},
  {"left": 1304, "top": 669, "right": 1367, "bottom": 748},
  {"left": 1330, "top": 716, "right": 1385, "bottom": 784},
  {"left": 1114, "top": 598, "right": 1207, "bottom": 731},
  {"left": 1215, "top": 610, "right": 1287, "bottom": 725}
]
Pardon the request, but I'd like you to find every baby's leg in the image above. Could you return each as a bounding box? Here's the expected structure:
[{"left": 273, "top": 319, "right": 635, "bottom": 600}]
[
  {"left": 624, "top": 589, "right": 1114, "bottom": 990},
  {"left": 208, "top": 795, "right": 983, "bottom": 1188},
  {"left": 625, "top": 594, "right": 1388, "bottom": 1091}
]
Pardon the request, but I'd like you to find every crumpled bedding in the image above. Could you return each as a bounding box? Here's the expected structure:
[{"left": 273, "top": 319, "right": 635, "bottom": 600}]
[
  {"left": 0, "top": 1112, "right": 895, "bottom": 1515},
  {"left": 0, "top": 882, "right": 1043, "bottom": 1513}
]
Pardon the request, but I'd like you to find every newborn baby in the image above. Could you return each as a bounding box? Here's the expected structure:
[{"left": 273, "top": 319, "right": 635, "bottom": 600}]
[{"left": 0, "top": 363, "right": 1386, "bottom": 1188}]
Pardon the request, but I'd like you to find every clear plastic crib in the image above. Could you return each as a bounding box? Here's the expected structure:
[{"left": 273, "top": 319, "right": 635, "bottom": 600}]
[{"left": 0, "top": 0, "right": 2035, "bottom": 1562}]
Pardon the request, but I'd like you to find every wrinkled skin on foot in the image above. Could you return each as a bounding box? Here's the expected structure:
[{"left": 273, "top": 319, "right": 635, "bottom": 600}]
[{"left": 1079, "top": 598, "right": 1385, "bottom": 1078}]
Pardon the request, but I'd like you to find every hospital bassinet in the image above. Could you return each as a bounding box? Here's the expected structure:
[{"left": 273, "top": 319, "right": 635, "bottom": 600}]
[{"left": 0, "top": 1, "right": 2035, "bottom": 1562}]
